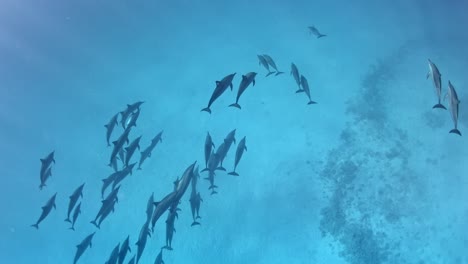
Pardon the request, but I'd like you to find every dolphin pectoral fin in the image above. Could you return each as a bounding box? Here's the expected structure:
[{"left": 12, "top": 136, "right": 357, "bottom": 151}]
[
  {"left": 432, "top": 103, "right": 447, "bottom": 110},
  {"left": 244, "top": 145, "right": 247, "bottom": 151},
  {"left": 426, "top": 72, "right": 431, "bottom": 79},
  {"left": 230, "top": 83, "right": 233, "bottom": 90},
  {"left": 201, "top": 107, "right": 211, "bottom": 114},
  {"left": 449, "top": 129, "right": 462, "bottom": 136},
  {"left": 253, "top": 79, "right": 255, "bottom": 86},
  {"left": 229, "top": 103, "right": 241, "bottom": 109}
]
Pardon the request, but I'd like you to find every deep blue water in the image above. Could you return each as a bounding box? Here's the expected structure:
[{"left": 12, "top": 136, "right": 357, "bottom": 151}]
[{"left": 1, "top": 0, "right": 468, "bottom": 263}]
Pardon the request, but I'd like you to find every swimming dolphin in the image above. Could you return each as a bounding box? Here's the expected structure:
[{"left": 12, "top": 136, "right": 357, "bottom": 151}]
[
  {"left": 291, "top": 63, "right": 302, "bottom": 92},
  {"left": 300, "top": 75, "right": 317, "bottom": 105},
  {"left": 102, "top": 171, "right": 121, "bottom": 198},
  {"left": 91, "top": 196, "right": 117, "bottom": 229},
  {"left": 73, "top": 232, "right": 95, "bottom": 264},
  {"left": 105, "top": 113, "right": 120, "bottom": 147},
  {"left": 110, "top": 127, "right": 132, "bottom": 166},
  {"left": 447, "top": 81, "right": 461, "bottom": 136},
  {"left": 163, "top": 209, "right": 177, "bottom": 250},
  {"left": 91, "top": 186, "right": 120, "bottom": 228},
  {"left": 125, "top": 108, "right": 141, "bottom": 128},
  {"left": 262, "top": 54, "right": 284, "bottom": 76},
  {"left": 118, "top": 235, "right": 132, "bottom": 264},
  {"left": 427, "top": 59, "right": 446, "bottom": 109},
  {"left": 112, "top": 163, "right": 137, "bottom": 190},
  {"left": 69, "top": 202, "right": 81, "bottom": 231},
  {"left": 258, "top": 55, "right": 275, "bottom": 76},
  {"left": 125, "top": 136, "right": 142, "bottom": 167},
  {"left": 118, "top": 148, "right": 126, "bottom": 165},
  {"left": 31, "top": 192, "right": 57, "bottom": 229},
  {"left": 39, "top": 165, "right": 52, "bottom": 190},
  {"left": 110, "top": 156, "right": 119, "bottom": 172},
  {"left": 145, "top": 193, "right": 155, "bottom": 224},
  {"left": 228, "top": 136, "right": 247, "bottom": 176},
  {"left": 105, "top": 243, "right": 121, "bottom": 264},
  {"left": 39, "top": 151, "right": 55, "bottom": 189},
  {"left": 203, "top": 132, "right": 215, "bottom": 172},
  {"left": 151, "top": 191, "right": 177, "bottom": 232},
  {"left": 215, "top": 129, "right": 236, "bottom": 170},
  {"left": 189, "top": 190, "right": 202, "bottom": 226},
  {"left": 138, "top": 131, "right": 163, "bottom": 170},
  {"left": 65, "top": 183, "right": 85, "bottom": 223},
  {"left": 229, "top": 72, "right": 257, "bottom": 109},
  {"left": 121, "top": 101, "right": 144, "bottom": 129},
  {"left": 173, "top": 162, "right": 196, "bottom": 202},
  {"left": 201, "top": 73, "right": 236, "bottom": 114},
  {"left": 136, "top": 221, "right": 151, "bottom": 263},
  {"left": 154, "top": 249, "right": 165, "bottom": 264},
  {"left": 308, "top": 26, "right": 326, "bottom": 38}
]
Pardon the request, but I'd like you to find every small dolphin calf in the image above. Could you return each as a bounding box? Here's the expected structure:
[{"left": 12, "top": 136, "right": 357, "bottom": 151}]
[
  {"left": 263, "top": 54, "right": 284, "bottom": 76},
  {"left": 39, "top": 166, "right": 52, "bottom": 190},
  {"left": 105, "top": 113, "right": 120, "bottom": 147},
  {"left": 229, "top": 72, "right": 257, "bottom": 109},
  {"left": 203, "top": 132, "right": 215, "bottom": 172},
  {"left": 308, "top": 26, "right": 327, "bottom": 38},
  {"left": 39, "top": 151, "right": 55, "bottom": 189},
  {"left": 125, "top": 136, "right": 142, "bottom": 167},
  {"left": 189, "top": 191, "right": 203, "bottom": 226},
  {"left": 69, "top": 202, "right": 81, "bottom": 231},
  {"left": 118, "top": 235, "right": 132, "bottom": 264},
  {"left": 201, "top": 73, "right": 236, "bottom": 114},
  {"left": 300, "top": 75, "right": 317, "bottom": 105},
  {"left": 73, "top": 232, "right": 95, "bottom": 264},
  {"left": 65, "top": 183, "right": 85, "bottom": 223},
  {"left": 447, "top": 81, "right": 461, "bottom": 136},
  {"left": 163, "top": 209, "right": 177, "bottom": 250},
  {"left": 228, "top": 136, "right": 247, "bottom": 176},
  {"left": 291, "top": 63, "right": 302, "bottom": 92},
  {"left": 427, "top": 59, "right": 446, "bottom": 109},
  {"left": 31, "top": 192, "right": 57, "bottom": 229},
  {"left": 138, "top": 131, "right": 163, "bottom": 170}
]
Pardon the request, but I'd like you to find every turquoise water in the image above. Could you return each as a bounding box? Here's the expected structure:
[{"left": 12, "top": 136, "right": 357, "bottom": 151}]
[{"left": 1, "top": 0, "right": 468, "bottom": 263}]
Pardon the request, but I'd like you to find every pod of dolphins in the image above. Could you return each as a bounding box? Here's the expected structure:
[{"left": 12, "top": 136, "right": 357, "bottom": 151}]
[
  {"left": 31, "top": 99, "right": 249, "bottom": 263},
  {"left": 426, "top": 59, "right": 462, "bottom": 136},
  {"left": 29, "top": 24, "right": 463, "bottom": 264}
]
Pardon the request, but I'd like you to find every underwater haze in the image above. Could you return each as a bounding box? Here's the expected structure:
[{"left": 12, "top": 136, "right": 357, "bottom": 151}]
[{"left": 1, "top": 0, "right": 468, "bottom": 263}]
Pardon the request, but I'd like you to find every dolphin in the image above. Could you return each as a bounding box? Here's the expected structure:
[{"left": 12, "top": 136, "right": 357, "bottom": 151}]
[
  {"left": 121, "top": 101, "right": 144, "bottom": 129},
  {"left": 110, "top": 127, "right": 132, "bottom": 166},
  {"left": 447, "top": 81, "right": 461, "bottom": 136},
  {"left": 138, "top": 131, "right": 163, "bottom": 170},
  {"left": 125, "top": 136, "right": 142, "bottom": 167},
  {"left": 73, "top": 232, "right": 95, "bottom": 264},
  {"left": 203, "top": 132, "right": 215, "bottom": 172},
  {"left": 65, "top": 183, "right": 85, "bottom": 223},
  {"left": 105, "top": 243, "right": 121, "bottom": 264},
  {"left": 228, "top": 136, "right": 247, "bottom": 176},
  {"left": 118, "top": 235, "right": 132, "bottom": 264},
  {"left": 262, "top": 54, "right": 284, "bottom": 76},
  {"left": 91, "top": 186, "right": 120, "bottom": 228},
  {"left": 427, "top": 59, "right": 446, "bottom": 109},
  {"left": 112, "top": 163, "right": 137, "bottom": 190},
  {"left": 151, "top": 191, "right": 178, "bottom": 232},
  {"left": 308, "top": 26, "right": 326, "bottom": 38},
  {"left": 39, "top": 165, "right": 52, "bottom": 190},
  {"left": 189, "top": 190, "right": 202, "bottom": 226},
  {"left": 31, "top": 192, "right": 57, "bottom": 229},
  {"left": 173, "top": 162, "right": 197, "bottom": 202},
  {"left": 69, "top": 202, "right": 81, "bottom": 231},
  {"left": 229, "top": 72, "right": 257, "bottom": 109},
  {"left": 154, "top": 249, "right": 165, "bottom": 264},
  {"left": 118, "top": 148, "right": 126, "bottom": 165},
  {"left": 300, "top": 75, "right": 317, "bottom": 105},
  {"left": 201, "top": 73, "right": 236, "bottom": 114},
  {"left": 125, "top": 107, "right": 141, "bottom": 128},
  {"left": 91, "top": 197, "right": 117, "bottom": 229},
  {"left": 215, "top": 129, "right": 236, "bottom": 171},
  {"left": 105, "top": 113, "right": 120, "bottom": 147},
  {"left": 291, "top": 63, "right": 302, "bottom": 92},
  {"left": 110, "top": 156, "right": 119, "bottom": 172},
  {"left": 163, "top": 209, "right": 178, "bottom": 250},
  {"left": 102, "top": 171, "right": 121, "bottom": 198},
  {"left": 191, "top": 165, "right": 200, "bottom": 193},
  {"left": 258, "top": 55, "right": 275, "bottom": 76},
  {"left": 135, "top": 221, "right": 151, "bottom": 264},
  {"left": 145, "top": 193, "right": 155, "bottom": 224}
]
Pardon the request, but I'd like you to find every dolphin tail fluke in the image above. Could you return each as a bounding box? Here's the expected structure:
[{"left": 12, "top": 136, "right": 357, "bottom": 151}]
[
  {"left": 31, "top": 224, "right": 39, "bottom": 229},
  {"left": 307, "top": 100, "right": 317, "bottom": 105},
  {"left": 317, "top": 34, "right": 327, "bottom": 38},
  {"left": 275, "top": 71, "right": 284, "bottom": 76},
  {"left": 228, "top": 171, "right": 239, "bottom": 176},
  {"left": 211, "top": 190, "right": 218, "bottom": 195},
  {"left": 90, "top": 220, "right": 100, "bottom": 229},
  {"left": 266, "top": 71, "right": 275, "bottom": 77},
  {"left": 191, "top": 221, "right": 201, "bottom": 227},
  {"left": 39, "top": 183, "right": 46, "bottom": 190},
  {"left": 449, "top": 129, "right": 462, "bottom": 136},
  {"left": 432, "top": 103, "right": 447, "bottom": 110},
  {"left": 64, "top": 218, "right": 71, "bottom": 223},
  {"left": 69, "top": 226, "right": 75, "bottom": 231},
  {"left": 201, "top": 107, "right": 211, "bottom": 114},
  {"left": 229, "top": 103, "right": 241, "bottom": 109},
  {"left": 162, "top": 246, "right": 173, "bottom": 251},
  {"left": 295, "top": 89, "right": 304, "bottom": 93},
  {"left": 137, "top": 167, "right": 142, "bottom": 170},
  {"left": 201, "top": 167, "right": 209, "bottom": 172},
  {"left": 196, "top": 216, "right": 202, "bottom": 219},
  {"left": 215, "top": 166, "right": 226, "bottom": 171}
]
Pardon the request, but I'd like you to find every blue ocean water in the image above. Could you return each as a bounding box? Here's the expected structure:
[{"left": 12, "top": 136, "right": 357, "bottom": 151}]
[{"left": 1, "top": 0, "right": 468, "bottom": 263}]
